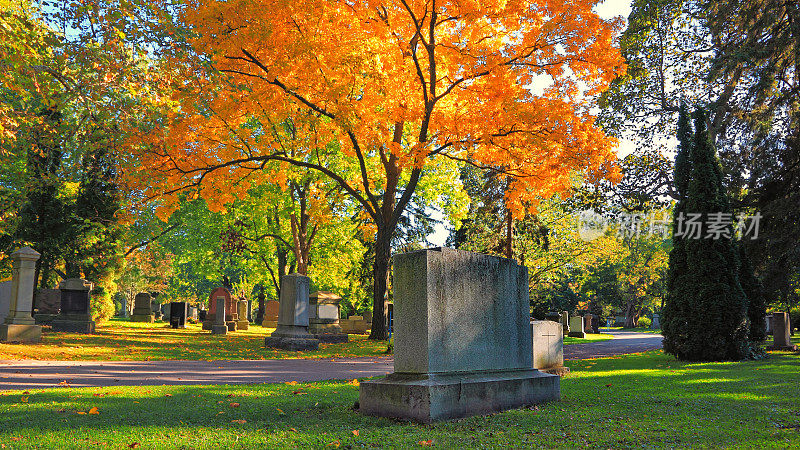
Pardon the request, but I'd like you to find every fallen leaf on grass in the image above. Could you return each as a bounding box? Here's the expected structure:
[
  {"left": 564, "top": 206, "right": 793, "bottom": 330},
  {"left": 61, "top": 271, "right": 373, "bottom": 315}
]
[
  {"left": 20, "top": 397, "right": 28, "bottom": 403},
  {"left": 229, "top": 402, "right": 240, "bottom": 408},
  {"left": 288, "top": 428, "right": 298, "bottom": 432},
  {"left": 285, "top": 381, "right": 298, "bottom": 386},
  {"left": 327, "top": 441, "right": 341, "bottom": 448},
  {"left": 88, "top": 407, "right": 99, "bottom": 415},
  {"left": 348, "top": 379, "right": 359, "bottom": 386},
  {"left": 418, "top": 440, "right": 433, "bottom": 446},
  {"left": 276, "top": 408, "right": 284, "bottom": 415},
  {"left": 231, "top": 419, "right": 247, "bottom": 424},
  {"left": 128, "top": 443, "right": 140, "bottom": 448},
  {"left": 165, "top": 394, "right": 173, "bottom": 397},
  {"left": 352, "top": 430, "right": 359, "bottom": 436}
]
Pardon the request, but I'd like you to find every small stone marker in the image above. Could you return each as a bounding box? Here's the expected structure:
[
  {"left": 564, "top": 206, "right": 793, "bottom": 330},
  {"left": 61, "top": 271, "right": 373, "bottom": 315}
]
[
  {"left": 0, "top": 247, "right": 43, "bottom": 343},
  {"left": 152, "top": 301, "right": 162, "bottom": 321},
  {"left": 767, "top": 312, "right": 797, "bottom": 351},
  {"left": 568, "top": 316, "right": 585, "bottom": 338},
  {"left": 131, "top": 293, "right": 155, "bottom": 322},
  {"left": 236, "top": 300, "right": 249, "bottom": 330},
  {"left": 359, "top": 248, "right": 559, "bottom": 423},
  {"left": 33, "top": 288, "right": 61, "bottom": 324},
  {"left": 203, "top": 287, "right": 236, "bottom": 331},
  {"left": 264, "top": 274, "right": 319, "bottom": 351},
  {"left": 340, "top": 315, "right": 369, "bottom": 334},
  {"left": 51, "top": 278, "right": 96, "bottom": 333},
  {"left": 0, "top": 280, "right": 11, "bottom": 324},
  {"left": 169, "top": 302, "right": 188, "bottom": 328},
  {"left": 531, "top": 320, "right": 570, "bottom": 376},
  {"left": 308, "top": 291, "right": 348, "bottom": 343},
  {"left": 560, "top": 311, "right": 570, "bottom": 336},
  {"left": 651, "top": 313, "right": 661, "bottom": 329},
  {"left": 261, "top": 300, "right": 279, "bottom": 327},
  {"left": 211, "top": 297, "right": 228, "bottom": 335}
]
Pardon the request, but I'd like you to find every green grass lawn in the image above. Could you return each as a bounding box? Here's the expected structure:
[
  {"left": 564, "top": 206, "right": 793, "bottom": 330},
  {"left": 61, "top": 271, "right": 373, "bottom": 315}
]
[
  {"left": 0, "top": 350, "right": 798, "bottom": 448},
  {"left": 0, "top": 319, "right": 613, "bottom": 361},
  {"left": 563, "top": 332, "right": 613, "bottom": 344}
]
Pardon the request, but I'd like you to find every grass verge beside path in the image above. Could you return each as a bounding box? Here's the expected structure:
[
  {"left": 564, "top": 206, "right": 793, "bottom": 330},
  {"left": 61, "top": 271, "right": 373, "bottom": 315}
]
[
  {"left": 0, "top": 350, "right": 798, "bottom": 448},
  {"left": 0, "top": 320, "right": 613, "bottom": 361}
]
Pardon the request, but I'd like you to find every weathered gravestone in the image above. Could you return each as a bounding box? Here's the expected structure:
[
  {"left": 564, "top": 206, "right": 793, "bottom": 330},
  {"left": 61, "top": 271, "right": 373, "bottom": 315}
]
[
  {"left": 33, "top": 288, "right": 61, "bottom": 324},
  {"left": 583, "top": 314, "right": 593, "bottom": 333},
  {"left": 152, "top": 301, "right": 162, "bottom": 321},
  {"left": 568, "top": 316, "right": 585, "bottom": 338},
  {"left": 531, "top": 320, "right": 570, "bottom": 376},
  {"left": 261, "top": 300, "right": 279, "bottom": 328},
  {"left": 340, "top": 315, "right": 369, "bottom": 334},
  {"left": 359, "top": 248, "right": 559, "bottom": 423},
  {"left": 187, "top": 305, "right": 198, "bottom": 322},
  {"left": 131, "top": 293, "right": 155, "bottom": 322},
  {"left": 767, "top": 312, "right": 797, "bottom": 351},
  {"left": 203, "top": 288, "right": 237, "bottom": 331},
  {"left": 51, "top": 278, "right": 95, "bottom": 333},
  {"left": 0, "top": 280, "right": 11, "bottom": 324},
  {"left": 545, "top": 311, "right": 561, "bottom": 323},
  {"left": 560, "top": 311, "right": 570, "bottom": 336},
  {"left": 363, "top": 309, "right": 373, "bottom": 324},
  {"left": 264, "top": 274, "right": 319, "bottom": 351},
  {"left": 211, "top": 297, "right": 228, "bottom": 335},
  {"left": 170, "top": 302, "right": 188, "bottom": 329},
  {"left": 236, "top": 300, "right": 249, "bottom": 331},
  {"left": 0, "top": 247, "right": 43, "bottom": 343},
  {"left": 651, "top": 313, "right": 661, "bottom": 329},
  {"left": 309, "top": 291, "right": 348, "bottom": 343},
  {"left": 766, "top": 313, "right": 773, "bottom": 335}
]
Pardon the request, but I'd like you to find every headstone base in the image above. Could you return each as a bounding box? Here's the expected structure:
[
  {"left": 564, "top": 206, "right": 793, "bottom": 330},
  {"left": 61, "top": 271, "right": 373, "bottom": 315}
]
[
  {"left": 766, "top": 344, "right": 797, "bottom": 351},
  {"left": 202, "top": 320, "right": 213, "bottom": 330},
  {"left": 265, "top": 325, "right": 320, "bottom": 351},
  {"left": 0, "top": 324, "right": 42, "bottom": 343},
  {"left": 34, "top": 314, "right": 59, "bottom": 325},
  {"left": 540, "top": 367, "right": 571, "bottom": 377},
  {"left": 310, "top": 323, "right": 348, "bottom": 343},
  {"left": 568, "top": 331, "right": 585, "bottom": 338},
  {"left": 130, "top": 314, "right": 154, "bottom": 323},
  {"left": 211, "top": 324, "right": 228, "bottom": 335},
  {"left": 262, "top": 320, "right": 278, "bottom": 328},
  {"left": 236, "top": 320, "right": 249, "bottom": 331},
  {"left": 226, "top": 321, "right": 237, "bottom": 332},
  {"left": 51, "top": 316, "right": 96, "bottom": 333},
  {"left": 359, "top": 369, "right": 559, "bottom": 423}
]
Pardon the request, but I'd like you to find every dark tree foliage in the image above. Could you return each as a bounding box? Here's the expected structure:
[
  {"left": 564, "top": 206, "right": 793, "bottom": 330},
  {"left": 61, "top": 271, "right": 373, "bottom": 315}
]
[
  {"left": 738, "top": 244, "right": 767, "bottom": 343},
  {"left": 663, "top": 107, "right": 749, "bottom": 361}
]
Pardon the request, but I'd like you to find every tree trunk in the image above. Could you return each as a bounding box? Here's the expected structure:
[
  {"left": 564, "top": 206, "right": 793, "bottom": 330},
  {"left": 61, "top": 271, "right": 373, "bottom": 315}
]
[
  {"left": 369, "top": 226, "right": 391, "bottom": 340},
  {"left": 624, "top": 300, "right": 640, "bottom": 328}
]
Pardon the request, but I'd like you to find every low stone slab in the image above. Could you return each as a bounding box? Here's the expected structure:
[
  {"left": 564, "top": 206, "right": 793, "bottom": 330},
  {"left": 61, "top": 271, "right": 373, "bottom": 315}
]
[
  {"left": 130, "top": 314, "right": 154, "bottom": 323},
  {"left": 359, "top": 369, "right": 559, "bottom": 423},
  {"left": 0, "top": 323, "right": 42, "bottom": 343}
]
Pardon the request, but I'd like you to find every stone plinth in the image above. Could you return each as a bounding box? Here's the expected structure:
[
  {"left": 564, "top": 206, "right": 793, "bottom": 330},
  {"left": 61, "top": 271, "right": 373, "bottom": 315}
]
[
  {"left": 261, "top": 300, "right": 279, "bottom": 328},
  {"left": 651, "top": 313, "right": 661, "bottom": 329},
  {"left": 568, "top": 316, "right": 585, "bottom": 338},
  {"left": 170, "top": 302, "right": 187, "bottom": 328},
  {"left": 531, "top": 320, "right": 570, "bottom": 376},
  {"left": 211, "top": 298, "right": 228, "bottom": 335},
  {"left": 131, "top": 292, "right": 154, "bottom": 322},
  {"left": 51, "top": 278, "right": 95, "bottom": 334},
  {"left": 309, "top": 291, "right": 348, "bottom": 343},
  {"left": 264, "top": 274, "right": 319, "bottom": 351},
  {"left": 359, "top": 248, "right": 559, "bottom": 423},
  {"left": 236, "top": 300, "right": 249, "bottom": 331},
  {"left": 0, "top": 247, "right": 43, "bottom": 343},
  {"left": 767, "top": 312, "right": 797, "bottom": 351},
  {"left": 0, "top": 281, "right": 11, "bottom": 324}
]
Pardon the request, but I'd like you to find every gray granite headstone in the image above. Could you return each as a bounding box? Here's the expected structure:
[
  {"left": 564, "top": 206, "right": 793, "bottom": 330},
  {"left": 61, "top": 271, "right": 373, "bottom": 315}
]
[
  {"left": 359, "top": 248, "right": 559, "bottom": 423},
  {"left": 568, "top": 316, "right": 585, "bottom": 338},
  {"left": 651, "top": 313, "right": 660, "bottom": 329},
  {"left": 531, "top": 320, "right": 569, "bottom": 376},
  {"left": 767, "top": 312, "right": 797, "bottom": 351},
  {"left": 0, "top": 281, "right": 11, "bottom": 324},
  {"left": 211, "top": 297, "right": 228, "bottom": 335},
  {"left": 264, "top": 274, "right": 319, "bottom": 350}
]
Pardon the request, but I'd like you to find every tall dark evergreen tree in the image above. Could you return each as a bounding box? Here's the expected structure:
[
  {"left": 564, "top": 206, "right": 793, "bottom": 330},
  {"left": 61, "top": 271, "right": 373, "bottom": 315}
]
[
  {"left": 663, "top": 107, "right": 749, "bottom": 361},
  {"left": 738, "top": 244, "right": 767, "bottom": 343}
]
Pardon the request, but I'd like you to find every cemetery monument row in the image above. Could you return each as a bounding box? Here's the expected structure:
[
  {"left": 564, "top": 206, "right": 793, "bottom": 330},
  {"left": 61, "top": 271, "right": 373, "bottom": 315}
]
[
  {"left": 0, "top": 247, "right": 43, "bottom": 343},
  {"left": 131, "top": 292, "right": 155, "bottom": 322},
  {"left": 51, "top": 277, "right": 96, "bottom": 333},
  {"left": 33, "top": 288, "right": 61, "bottom": 325},
  {"left": 308, "top": 291, "right": 348, "bottom": 343},
  {"left": 169, "top": 301, "right": 188, "bottom": 329},
  {"left": 359, "top": 247, "right": 559, "bottom": 423},
  {"left": 203, "top": 287, "right": 237, "bottom": 331}
]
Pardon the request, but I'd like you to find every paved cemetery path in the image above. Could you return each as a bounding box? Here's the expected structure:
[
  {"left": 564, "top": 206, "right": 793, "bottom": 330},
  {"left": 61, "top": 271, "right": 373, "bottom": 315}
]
[{"left": 0, "top": 331, "right": 661, "bottom": 390}]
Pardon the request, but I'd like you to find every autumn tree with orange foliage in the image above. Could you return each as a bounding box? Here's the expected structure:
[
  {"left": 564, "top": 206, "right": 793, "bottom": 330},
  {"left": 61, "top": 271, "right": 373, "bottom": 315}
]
[{"left": 130, "top": 0, "right": 626, "bottom": 339}]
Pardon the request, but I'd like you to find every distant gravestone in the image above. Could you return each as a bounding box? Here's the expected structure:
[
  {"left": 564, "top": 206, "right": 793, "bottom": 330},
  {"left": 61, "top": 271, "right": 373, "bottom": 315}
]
[
  {"left": 131, "top": 293, "right": 154, "bottom": 322},
  {"left": 51, "top": 278, "right": 95, "bottom": 333},
  {"left": 568, "top": 316, "right": 585, "bottom": 338},
  {"left": 767, "top": 312, "right": 797, "bottom": 351},
  {"left": 309, "top": 291, "right": 348, "bottom": 343},
  {"left": 531, "top": 320, "right": 570, "bottom": 376},
  {"left": 590, "top": 315, "right": 600, "bottom": 334},
  {"left": 0, "top": 247, "right": 43, "bottom": 343},
  {"left": 560, "top": 311, "right": 570, "bottom": 336},
  {"left": 766, "top": 314, "right": 773, "bottom": 335},
  {"left": 203, "top": 287, "right": 236, "bottom": 331},
  {"left": 545, "top": 311, "right": 561, "bottom": 323},
  {"left": 264, "top": 274, "right": 319, "bottom": 351},
  {"left": 170, "top": 302, "right": 188, "bottom": 329},
  {"left": 651, "top": 313, "right": 661, "bottom": 329},
  {"left": 359, "top": 248, "right": 559, "bottom": 423},
  {"left": 211, "top": 297, "right": 228, "bottom": 335},
  {"left": 34, "top": 288, "right": 61, "bottom": 324},
  {"left": 187, "top": 305, "right": 198, "bottom": 322},
  {"left": 340, "top": 315, "right": 369, "bottom": 334},
  {"left": 0, "top": 281, "right": 12, "bottom": 324},
  {"left": 583, "top": 314, "right": 593, "bottom": 333},
  {"left": 236, "top": 300, "right": 249, "bottom": 330},
  {"left": 261, "top": 300, "right": 279, "bottom": 328},
  {"left": 363, "top": 309, "right": 373, "bottom": 324},
  {"left": 152, "top": 301, "right": 162, "bottom": 320}
]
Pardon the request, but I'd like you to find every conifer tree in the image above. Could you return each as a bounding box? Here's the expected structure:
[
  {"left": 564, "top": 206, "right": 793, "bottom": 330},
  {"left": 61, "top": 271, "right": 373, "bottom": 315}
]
[{"left": 663, "top": 107, "right": 749, "bottom": 361}]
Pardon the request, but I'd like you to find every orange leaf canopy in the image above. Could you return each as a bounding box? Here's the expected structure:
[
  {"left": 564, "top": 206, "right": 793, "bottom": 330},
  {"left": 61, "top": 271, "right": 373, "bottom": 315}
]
[{"left": 134, "top": 0, "right": 624, "bottom": 218}]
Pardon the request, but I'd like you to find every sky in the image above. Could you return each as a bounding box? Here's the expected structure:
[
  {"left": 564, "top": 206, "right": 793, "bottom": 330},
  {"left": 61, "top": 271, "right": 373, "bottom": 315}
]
[{"left": 426, "top": 0, "right": 635, "bottom": 247}]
